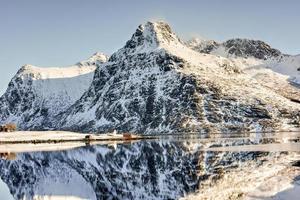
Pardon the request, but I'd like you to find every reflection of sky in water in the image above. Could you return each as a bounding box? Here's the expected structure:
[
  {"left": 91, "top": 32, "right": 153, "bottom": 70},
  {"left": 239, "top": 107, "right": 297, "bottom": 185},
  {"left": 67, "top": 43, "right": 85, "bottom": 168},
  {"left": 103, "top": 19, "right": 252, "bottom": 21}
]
[{"left": 0, "top": 178, "right": 14, "bottom": 200}]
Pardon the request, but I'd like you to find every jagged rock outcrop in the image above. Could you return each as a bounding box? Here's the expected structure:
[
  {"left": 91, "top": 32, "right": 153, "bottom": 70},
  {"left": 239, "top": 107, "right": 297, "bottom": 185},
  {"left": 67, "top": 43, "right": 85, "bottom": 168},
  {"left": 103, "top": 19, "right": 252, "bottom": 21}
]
[{"left": 222, "top": 39, "right": 282, "bottom": 59}]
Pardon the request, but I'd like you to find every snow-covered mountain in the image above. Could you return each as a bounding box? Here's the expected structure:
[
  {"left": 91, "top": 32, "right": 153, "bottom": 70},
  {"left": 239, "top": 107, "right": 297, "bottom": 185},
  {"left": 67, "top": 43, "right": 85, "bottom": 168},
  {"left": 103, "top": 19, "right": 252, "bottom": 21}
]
[
  {"left": 51, "top": 21, "right": 299, "bottom": 134},
  {"left": 187, "top": 38, "right": 282, "bottom": 59},
  {"left": 0, "top": 52, "right": 108, "bottom": 130},
  {"left": 1, "top": 21, "right": 299, "bottom": 133},
  {"left": 187, "top": 37, "right": 300, "bottom": 84}
]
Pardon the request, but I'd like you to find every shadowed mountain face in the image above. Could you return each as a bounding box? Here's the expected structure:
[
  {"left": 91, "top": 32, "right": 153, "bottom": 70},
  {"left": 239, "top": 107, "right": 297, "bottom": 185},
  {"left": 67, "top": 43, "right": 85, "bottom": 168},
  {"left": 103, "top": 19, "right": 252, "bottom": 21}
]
[
  {"left": 0, "top": 140, "right": 279, "bottom": 200},
  {"left": 0, "top": 71, "right": 95, "bottom": 130}
]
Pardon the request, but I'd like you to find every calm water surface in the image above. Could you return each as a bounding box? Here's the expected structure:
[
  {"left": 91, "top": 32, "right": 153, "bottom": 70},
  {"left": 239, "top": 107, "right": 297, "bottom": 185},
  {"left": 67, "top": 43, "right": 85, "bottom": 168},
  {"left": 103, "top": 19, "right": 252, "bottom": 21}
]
[{"left": 0, "top": 132, "right": 299, "bottom": 200}]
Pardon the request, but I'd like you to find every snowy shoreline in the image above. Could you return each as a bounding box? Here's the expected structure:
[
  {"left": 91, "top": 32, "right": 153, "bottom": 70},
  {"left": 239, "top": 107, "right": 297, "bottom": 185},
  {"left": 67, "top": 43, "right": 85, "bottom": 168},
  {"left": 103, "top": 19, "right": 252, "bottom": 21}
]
[
  {"left": 0, "top": 131, "right": 155, "bottom": 144},
  {"left": 0, "top": 131, "right": 157, "bottom": 153}
]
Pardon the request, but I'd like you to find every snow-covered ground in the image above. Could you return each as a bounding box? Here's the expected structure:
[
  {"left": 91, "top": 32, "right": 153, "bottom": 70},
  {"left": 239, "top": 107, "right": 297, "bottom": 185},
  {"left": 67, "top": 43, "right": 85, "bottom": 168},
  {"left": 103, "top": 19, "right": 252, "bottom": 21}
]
[
  {"left": 264, "top": 184, "right": 300, "bottom": 200},
  {"left": 0, "top": 131, "right": 145, "bottom": 145},
  {"left": 0, "top": 131, "right": 94, "bottom": 142},
  {"left": 0, "top": 130, "right": 154, "bottom": 155}
]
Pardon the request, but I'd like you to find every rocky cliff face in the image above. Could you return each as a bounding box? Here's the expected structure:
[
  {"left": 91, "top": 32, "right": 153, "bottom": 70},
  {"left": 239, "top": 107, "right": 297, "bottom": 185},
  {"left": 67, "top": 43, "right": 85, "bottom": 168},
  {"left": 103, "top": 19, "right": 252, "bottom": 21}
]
[{"left": 0, "top": 53, "right": 108, "bottom": 130}]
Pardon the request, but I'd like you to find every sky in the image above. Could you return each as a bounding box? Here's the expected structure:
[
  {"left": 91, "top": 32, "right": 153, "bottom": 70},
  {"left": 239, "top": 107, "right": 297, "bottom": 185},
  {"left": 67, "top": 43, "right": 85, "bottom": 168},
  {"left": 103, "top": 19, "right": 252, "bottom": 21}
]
[{"left": 0, "top": 0, "right": 300, "bottom": 95}]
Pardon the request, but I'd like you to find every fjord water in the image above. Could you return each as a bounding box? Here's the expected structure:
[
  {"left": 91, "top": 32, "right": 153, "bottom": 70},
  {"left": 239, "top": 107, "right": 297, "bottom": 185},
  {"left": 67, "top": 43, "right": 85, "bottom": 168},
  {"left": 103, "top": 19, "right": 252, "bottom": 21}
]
[{"left": 0, "top": 132, "right": 299, "bottom": 200}]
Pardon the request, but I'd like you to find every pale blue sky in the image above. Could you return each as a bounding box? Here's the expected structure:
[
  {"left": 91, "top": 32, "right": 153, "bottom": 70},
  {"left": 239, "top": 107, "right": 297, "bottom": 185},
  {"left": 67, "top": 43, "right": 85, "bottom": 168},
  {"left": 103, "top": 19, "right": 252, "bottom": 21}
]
[{"left": 1, "top": 0, "right": 300, "bottom": 95}]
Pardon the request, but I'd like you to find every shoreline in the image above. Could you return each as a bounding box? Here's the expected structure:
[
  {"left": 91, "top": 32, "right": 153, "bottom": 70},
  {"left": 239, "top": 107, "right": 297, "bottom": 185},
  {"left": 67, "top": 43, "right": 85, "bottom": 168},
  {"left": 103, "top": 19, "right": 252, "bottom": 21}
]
[
  {"left": 0, "top": 131, "right": 157, "bottom": 153},
  {"left": 0, "top": 131, "right": 157, "bottom": 144}
]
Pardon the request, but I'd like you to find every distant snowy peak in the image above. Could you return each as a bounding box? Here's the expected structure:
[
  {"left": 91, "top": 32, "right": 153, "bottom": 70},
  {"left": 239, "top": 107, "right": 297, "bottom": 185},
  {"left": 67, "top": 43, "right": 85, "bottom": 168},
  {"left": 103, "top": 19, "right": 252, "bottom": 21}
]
[
  {"left": 15, "top": 64, "right": 96, "bottom": 80},
  {"left": 222, "top": 39, "right": 282, "bottom": 59},
  {"left": 186, "top": 38, "right": 219, "bottom": 54},
  {"left": 187, "top": 38, "right": 283, "bottom": 59},
  {"left": 187, "top": 37, "right": 300, "bottom": 84},
  {"left": 78, "top": 52, "right": 109, "bottom": 66},
  {"left": 16, "top": 52, "right": 108, "bottom": 80}
]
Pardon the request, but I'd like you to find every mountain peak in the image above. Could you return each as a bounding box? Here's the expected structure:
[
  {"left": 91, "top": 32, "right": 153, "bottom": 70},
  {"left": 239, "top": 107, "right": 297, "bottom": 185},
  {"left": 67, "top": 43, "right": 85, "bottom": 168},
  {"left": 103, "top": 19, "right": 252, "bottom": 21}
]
[
  {"left": 124, "top": 21, "right": 181, "bottom": 50},
  {"left": 108, "top": 21, "right": 184, "bottom": 62},
  {"left": 16, "top": 64, "right": 38, "bottom": 76},
  {"left": 78, "top": 52, "right": 109, "bottom": 66},
  {"left": 145, "top": 21, "right": 180, "bottom": 43}
]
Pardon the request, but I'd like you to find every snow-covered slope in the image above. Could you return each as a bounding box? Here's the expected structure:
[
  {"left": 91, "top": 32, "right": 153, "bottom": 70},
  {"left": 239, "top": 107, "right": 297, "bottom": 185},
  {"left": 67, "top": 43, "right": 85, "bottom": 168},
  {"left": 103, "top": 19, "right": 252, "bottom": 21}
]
[
  {"left": 0, "top": 53, "right": 108, "bottom": 130},
  {"left": 270, "top": 54, "right": 300, "bottom": 84},
  {"left": 187, "top": 38, "right": 300, "bottom": 84},
  {"left": 55, "top": 21, "right": 299, "bottom": 134}
]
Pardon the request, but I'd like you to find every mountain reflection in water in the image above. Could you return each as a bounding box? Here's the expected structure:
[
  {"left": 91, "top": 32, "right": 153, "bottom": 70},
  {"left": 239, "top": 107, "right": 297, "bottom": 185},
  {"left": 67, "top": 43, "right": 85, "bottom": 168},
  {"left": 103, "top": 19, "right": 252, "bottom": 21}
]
[{"left": 0, "top": 132, "right": 299, "bottom": 200}]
